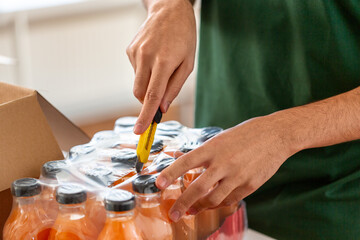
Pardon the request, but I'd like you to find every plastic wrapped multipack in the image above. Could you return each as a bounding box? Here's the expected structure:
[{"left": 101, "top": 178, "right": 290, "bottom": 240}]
[{"left": 3, "top": 118, "right": 247, "bottom": 240}]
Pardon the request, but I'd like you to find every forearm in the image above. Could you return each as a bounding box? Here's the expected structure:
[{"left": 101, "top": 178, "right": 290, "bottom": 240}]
[{"left": 272, "top": 87, "right": 360, "bottom": 154}]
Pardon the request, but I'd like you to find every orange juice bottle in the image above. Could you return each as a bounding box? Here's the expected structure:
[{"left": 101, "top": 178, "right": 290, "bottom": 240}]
[
  {"left": 85, "top": 191, "right": 106, "bottom": 236},
  {"left": 218, "top": 203, "right": 238, "bottom": 226},
  {"left": 97, "top": 189, "right": 142, "bottom": 240},
  {"left": 48, "top": 184, "right": 98, "bottom": 240},
  {"left": 161, "top": 177, "right": 197, "bottom": 240},
  {"left": 39, "top": 160, "right": 67, "bottom": 221},
  {"left": 196, "top": 209, "right": 220, "bottom": 240},
  {"left": 183, "top": 168, "right": 220, "bottom": 240},
  {"left": 3, "top": 178, "right": 54, "bottom": 240},
  {"left": 132, "top": 175, "right": 173, "bottom": 240}
]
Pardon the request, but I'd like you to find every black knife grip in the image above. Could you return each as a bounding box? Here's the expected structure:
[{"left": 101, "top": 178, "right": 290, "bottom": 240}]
[{"left": 153, "top": 108, "right": 162, "bottom": 124}]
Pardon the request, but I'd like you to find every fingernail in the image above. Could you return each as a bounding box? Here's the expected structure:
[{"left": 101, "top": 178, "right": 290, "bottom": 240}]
[
  {"left": 188, "top": 207, "right": 198, "bottom": 215},
  {"left": 170, "top": 210, "right": 180, "bottom": 222},
  {"left": 156, "top": 176, "right": 168, "bottom": 189},
  {"left": 164, "top": 102, "right": 170, "bottom": 112},
  {"left": 133, "top": 124, "right": 142, "bottom": 134}
]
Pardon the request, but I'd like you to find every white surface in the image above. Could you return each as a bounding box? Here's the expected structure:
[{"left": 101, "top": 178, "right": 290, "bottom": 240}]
[{"left": 246, "top": 229, "right": 275, "bottom": 240}]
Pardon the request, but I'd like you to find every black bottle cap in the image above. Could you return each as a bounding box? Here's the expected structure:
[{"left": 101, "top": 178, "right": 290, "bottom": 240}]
[
  {"left": 154, "top": 157, "right": 174, "bottom": 172},
  {"left": 157, "top": 121, "right": 182, "bottom": 132},
  {"left": 180, "top": 141, "right": 201, "bottom": 153},
  {"left": 85, "top": 166, "right": 114, "bottom": 186},
  {"left": 198, "top": 127, "right": 223, "bottom": 143},
  {"left": 11, "top": 178, "right": 41, "bottom": 197},
  {"left": 132, "top": 175, "right": 160, "bottom": 194},
  {"left": 115, "top": 117, "right": 137, "bottom": 128},
  {"left": 155, "top": 163, "right": 170, "bottom": 173},
  {"left": 104, "top": 190, "right": 135, "bottom": 212},
  {"left": 150, "top": 139, "right": 164, "bottom": 153},
  {"left": 69, "top": 144, "right": 95, "bottom": 159},
  {"left": 56, "top": 184, "right": 87, "bottom": 204},
  {"left": 42, "top": 160, "right": 67, "bottom": 179},
  {"left": 111, "top": 149, "right": 137, "bottom": 166},
  {"left": 154, "top": 157, "right": 174, "bottom": 165},
  {"left": 91, "top": 131, "right": 118, "bottom": 142}
]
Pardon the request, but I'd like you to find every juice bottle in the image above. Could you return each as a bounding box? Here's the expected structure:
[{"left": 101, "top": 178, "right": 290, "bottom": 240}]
[
  {"left": 97, "top": 189, "right": 142, "bottom": 240},
  {"left": 48, "top": 184, "right": 98, "bottom": 240},
  {"left": 196, "top": 209, "right": 220, "bottom": 240},
  {"left": 161, "top": 178, "right": 197, "bottom": 240},
  {"left": 85, "top": 191, "right": 106, "bottom": 236},
  {"left": 132, "top": 175, "right": 173, "bottom": 240},
  {"left": 218, "top": 203, "right": 238, "bottom": 226},
  {"left": 183, "top": 168, "right": 220, "bottom": 240},
  {"left": 3, "top": 178, "right": 54, "bottom": 240},
  {"left": 39, "top": 160, "right": 67, "bottom": 221}
]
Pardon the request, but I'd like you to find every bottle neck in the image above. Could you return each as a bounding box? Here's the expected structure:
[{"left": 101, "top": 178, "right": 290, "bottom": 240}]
[
  {"left": 106, "top": 210, "right": 135, "bottom": 221},
  {"left": 15, "top": 195, "right": 39, "bottom": 207},
  {"left": 58, "top": 203, "right": 86, "bottom": 219},
  {"left": 135, "top": 192, "right": 161, "bottom": 207},
  {"left": 13, "top": 195, "right": 40, "bottom": 214},
  {"left": 41, "top": 178, "right": 59, "bottom": 186}
]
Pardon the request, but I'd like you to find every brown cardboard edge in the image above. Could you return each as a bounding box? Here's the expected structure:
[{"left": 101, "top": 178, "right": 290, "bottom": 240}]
[
  {"left": 36, "top": 93, "right": 90, "bottom": 152},
  {"left": 0, "top": 81, "right": 35, "bottom": 106}
]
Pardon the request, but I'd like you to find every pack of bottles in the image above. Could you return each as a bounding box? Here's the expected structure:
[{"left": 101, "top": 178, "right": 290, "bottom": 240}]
[{"left": 3, "top": 118, "right": 247, "bottom": 240}]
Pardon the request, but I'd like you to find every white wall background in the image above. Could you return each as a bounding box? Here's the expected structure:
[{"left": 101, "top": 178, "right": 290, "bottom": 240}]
[{"left": 0, "top": 0, "right": 198, "bottom": 126}]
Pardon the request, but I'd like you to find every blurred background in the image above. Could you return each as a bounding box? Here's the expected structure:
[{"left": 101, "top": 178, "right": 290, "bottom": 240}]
[{"left": 0, "top": 0, "right": 201, "bottom": 137}]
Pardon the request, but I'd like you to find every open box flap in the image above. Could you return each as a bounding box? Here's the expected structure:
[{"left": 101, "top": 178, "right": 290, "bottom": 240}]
[{"left": 37, "top": 93, "right": 90, "bottom": 152}]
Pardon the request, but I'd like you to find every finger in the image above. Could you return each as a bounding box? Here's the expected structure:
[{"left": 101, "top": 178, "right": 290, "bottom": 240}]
[
  {"left": 218, "top": 186, "right": 250, "bottom": 208},
  {"left": 169, "top": 168, "right": 221, "bottom": 222},
  {"left": 126, "top": 45, "right": 137, "bottom": 72},
  {"left": 160, "top": 60, "right": 193, "bottom": 113},
  {"left": 156, "top": 145, "right": 209, "bottom": 189},
  {"left": 133, "top": 62, "right": 175, "bottom": 134},
  {"left": 133, "top": 64, "right": 151, "bottom": 103},
  {"left": 190, "top": 179, "right": 235, "bottom": 213}
]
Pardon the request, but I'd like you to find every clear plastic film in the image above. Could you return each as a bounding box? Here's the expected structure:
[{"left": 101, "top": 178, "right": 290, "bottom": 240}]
[{"left": 3, "top": 118, "right": 247, "bottom": 240}]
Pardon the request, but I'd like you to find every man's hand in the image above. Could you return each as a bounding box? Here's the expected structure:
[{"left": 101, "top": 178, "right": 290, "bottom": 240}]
[
  {"left": 155, "top": 86, "right": 360, "bottom": 222},
  {"left": 155, "top": 115, "right": 298, "bottom": 221},
  {"left": 127, "top": 0, "right": 196, "bottom": 134}
]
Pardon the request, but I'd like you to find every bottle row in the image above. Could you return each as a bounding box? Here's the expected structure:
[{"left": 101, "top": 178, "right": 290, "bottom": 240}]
[{"left": 3, "top": 118, "right": 247, "bottom": 239}]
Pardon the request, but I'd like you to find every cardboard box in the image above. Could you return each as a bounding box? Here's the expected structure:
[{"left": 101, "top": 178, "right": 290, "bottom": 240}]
[{"left": 0, "top": 82, "right": 90, "bottom": 237}]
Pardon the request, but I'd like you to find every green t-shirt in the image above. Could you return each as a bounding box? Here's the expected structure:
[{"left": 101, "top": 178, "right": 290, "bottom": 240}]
[{"left": 195, "top": 1, "right": 360, "bottom": 239}]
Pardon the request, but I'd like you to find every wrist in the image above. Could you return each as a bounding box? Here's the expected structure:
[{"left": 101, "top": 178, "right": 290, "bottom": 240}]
[
  {"left": 147, "top": 0, "right": 193, "bottom": 15},
  {"left": 264, "top": 111, "right": 305, "bottom": 158}
]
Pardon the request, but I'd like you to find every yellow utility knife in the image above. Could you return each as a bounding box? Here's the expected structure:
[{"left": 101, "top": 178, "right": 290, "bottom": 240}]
[{"left": 135, "top": 108, "right": 162, "bottom": 173}]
